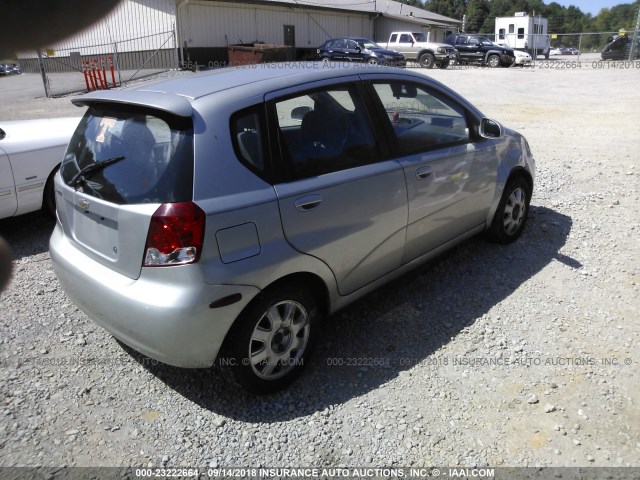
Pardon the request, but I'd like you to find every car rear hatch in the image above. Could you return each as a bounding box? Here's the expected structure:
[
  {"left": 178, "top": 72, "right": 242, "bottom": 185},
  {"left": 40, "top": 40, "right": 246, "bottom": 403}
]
[{"left": 56, "top": 102, "right": 194, "bottom": 280}]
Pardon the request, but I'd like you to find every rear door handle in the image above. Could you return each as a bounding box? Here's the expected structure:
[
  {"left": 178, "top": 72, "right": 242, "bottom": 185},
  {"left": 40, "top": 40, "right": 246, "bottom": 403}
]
[
  {"left": 416, "top": 166, "right": 432, "bottom": 179},
  {"left": 294, "top": 194, "right": 323, "bottom": 212}
]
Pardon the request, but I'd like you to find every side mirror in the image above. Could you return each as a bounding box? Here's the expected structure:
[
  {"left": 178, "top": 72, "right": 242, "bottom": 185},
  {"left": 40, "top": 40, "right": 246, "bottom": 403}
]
[
  {"left": 355, "top": 46, "right": 362, "bottom": 53},
  {"left": 479, "top": 118, "right": 502, "bottom": 139},
  {"left": 291, "top": 106, "right": 311, "bottom": 121}
]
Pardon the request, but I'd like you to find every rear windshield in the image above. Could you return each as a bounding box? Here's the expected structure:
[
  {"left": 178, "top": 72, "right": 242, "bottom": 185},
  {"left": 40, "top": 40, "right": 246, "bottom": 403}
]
[{"left": 61, "top": 104, "right": 193, "bottom": 205}]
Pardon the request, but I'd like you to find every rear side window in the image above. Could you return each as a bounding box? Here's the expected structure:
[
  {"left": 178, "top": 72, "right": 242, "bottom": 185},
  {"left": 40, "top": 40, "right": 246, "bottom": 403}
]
[
  {"left": 273, "top": 84, "right": 380, "bottom": 180},
  {"left": 231, "top": 106, "right": 267, "bottom": 178},
  {"left": 61, "top": 104, "right": 193, "bottom": 204}
]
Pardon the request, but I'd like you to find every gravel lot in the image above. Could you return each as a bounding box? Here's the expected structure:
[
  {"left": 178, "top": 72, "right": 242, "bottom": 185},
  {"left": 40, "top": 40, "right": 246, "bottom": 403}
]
[{"left": 1, "top": 56, "right": 639, "bottom": 471}]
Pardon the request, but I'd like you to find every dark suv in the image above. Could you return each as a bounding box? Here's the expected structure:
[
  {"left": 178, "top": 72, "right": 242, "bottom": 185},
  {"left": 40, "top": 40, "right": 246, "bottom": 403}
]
[{"left": 445, "top": 34, "right": 515, "bottom": 67}]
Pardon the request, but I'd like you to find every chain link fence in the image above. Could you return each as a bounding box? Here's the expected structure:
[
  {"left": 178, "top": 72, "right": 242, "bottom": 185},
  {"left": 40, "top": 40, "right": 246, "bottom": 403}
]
[
  {"left": 479, "top": 30, "right": 639, "bottom": 62},
  {"left": 18, "top": 30, "right": 178, "bottom": 98}
]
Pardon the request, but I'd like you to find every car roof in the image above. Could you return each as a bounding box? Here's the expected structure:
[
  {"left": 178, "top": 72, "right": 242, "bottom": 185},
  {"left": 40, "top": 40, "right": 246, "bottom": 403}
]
[
  {"left": 72, "top": 63, "right": 428, "bottom": 117},
  {"left": 326, "top": 37, "right": 370, "bottom": 41}
]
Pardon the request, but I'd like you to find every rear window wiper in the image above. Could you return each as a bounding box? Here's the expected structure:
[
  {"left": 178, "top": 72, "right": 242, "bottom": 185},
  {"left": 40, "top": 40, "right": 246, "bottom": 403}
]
[{"left": 70, "top": 155, "right": 126, "bottom": 188}]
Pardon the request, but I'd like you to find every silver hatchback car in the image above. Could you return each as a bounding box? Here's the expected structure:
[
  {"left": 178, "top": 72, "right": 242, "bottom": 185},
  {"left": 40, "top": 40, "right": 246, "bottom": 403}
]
[{"left": 51, "top": 64, "right": 534, "bottom": 393}]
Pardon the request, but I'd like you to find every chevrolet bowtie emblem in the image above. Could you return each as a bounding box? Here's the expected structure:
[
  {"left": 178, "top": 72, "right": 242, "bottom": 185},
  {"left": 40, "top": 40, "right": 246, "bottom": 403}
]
[{"left": 78, "top": 198, "right": 90, "bottom": 210}]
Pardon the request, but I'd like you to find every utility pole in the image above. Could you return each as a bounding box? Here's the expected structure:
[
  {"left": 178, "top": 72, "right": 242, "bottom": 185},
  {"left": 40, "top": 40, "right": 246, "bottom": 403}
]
[
  {"left": 630, "top": 6, "right": 640, "bottom": 61},
  {"left": 36, "top": 51, "right": 50, "bottom": 98}
]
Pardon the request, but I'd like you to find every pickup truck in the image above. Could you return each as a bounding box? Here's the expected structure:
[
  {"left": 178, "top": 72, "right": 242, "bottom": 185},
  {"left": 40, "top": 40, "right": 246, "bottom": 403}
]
[{"left": 384, "top": 32, "right": 457, "bottom": 69}]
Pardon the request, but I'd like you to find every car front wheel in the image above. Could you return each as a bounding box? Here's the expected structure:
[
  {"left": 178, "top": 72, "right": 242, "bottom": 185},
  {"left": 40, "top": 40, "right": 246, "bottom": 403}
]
[
  {"left": 419, "top": 52, "right": 435, "bottom": 69},
  {"left": 486, "top": 177, "right": 531, "bottom": 243},
  {"left": 487, "top": 54, "right": 501, "bottom": 68},
  {"left": 217, "top": 284, "right": 318, "bottom": 394}
]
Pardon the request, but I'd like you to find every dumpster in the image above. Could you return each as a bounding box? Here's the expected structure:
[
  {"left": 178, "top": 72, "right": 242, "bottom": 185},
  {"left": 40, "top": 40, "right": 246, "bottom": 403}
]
[{"left": 227, "top": 43, "right": 291, "bottom": 66}]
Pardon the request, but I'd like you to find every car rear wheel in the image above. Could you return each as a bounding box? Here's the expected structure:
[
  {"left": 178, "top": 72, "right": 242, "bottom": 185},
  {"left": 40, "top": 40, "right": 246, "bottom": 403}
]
[
  {"left": 419, "top": 52, "right": 435, "bottom": 69},
  {"left": 486, "top": 177, "right": 531, "bottom": 244},
  {"left": 217, "top": 284, "right": 318, "bottom": 394}
]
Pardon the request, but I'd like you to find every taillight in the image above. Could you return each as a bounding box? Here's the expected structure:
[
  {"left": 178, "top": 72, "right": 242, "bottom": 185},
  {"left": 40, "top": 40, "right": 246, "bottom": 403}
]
[{"left": 144, "top": 202, "right": 205, "bottom": 267}]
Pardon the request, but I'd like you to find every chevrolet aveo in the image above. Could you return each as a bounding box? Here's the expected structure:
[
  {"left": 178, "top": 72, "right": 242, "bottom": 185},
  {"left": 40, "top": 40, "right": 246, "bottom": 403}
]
[{"left": 50, "top": 64, "right": 535, "bottom": 393}]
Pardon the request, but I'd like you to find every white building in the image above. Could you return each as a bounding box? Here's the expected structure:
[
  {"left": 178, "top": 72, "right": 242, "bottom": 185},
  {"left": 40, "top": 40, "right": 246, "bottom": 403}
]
[{"left": 495, "top": 12, "right": 550, "bottom": 58}]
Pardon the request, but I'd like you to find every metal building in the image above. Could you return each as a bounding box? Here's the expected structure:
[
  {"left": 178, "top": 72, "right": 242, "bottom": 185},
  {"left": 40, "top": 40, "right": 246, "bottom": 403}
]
[{"left": 18, "top": 0, "right": 460, "bottom": 73}]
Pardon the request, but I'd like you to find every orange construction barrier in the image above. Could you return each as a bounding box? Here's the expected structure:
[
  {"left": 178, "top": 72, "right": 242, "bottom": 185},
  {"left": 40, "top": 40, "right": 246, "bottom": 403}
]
[{"left": 82, "top": 61, "right": 91, "bottom": 91}]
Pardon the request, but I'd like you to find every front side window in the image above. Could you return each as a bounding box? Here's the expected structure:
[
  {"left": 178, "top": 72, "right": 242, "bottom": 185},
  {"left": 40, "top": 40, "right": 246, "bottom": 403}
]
[
  {"left": 273, "top": 85, "right": 379, "bottom": 180},
  {"left": 371, "top": 82, "right": 470, "bottom": 155},
  {"left": 61, "top": 104, "right": 193, "bottom": 204}
]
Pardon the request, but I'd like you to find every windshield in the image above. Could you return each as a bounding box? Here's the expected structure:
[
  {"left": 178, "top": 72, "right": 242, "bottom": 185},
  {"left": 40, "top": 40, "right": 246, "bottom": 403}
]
[
  {"left": 412, "top": 33, "right": 428, "bottom": 42},
  {"left": 61, "top": 104, "right": 194, "bottom": 205},
  {"left": 478, "top": 36, "right": 496, "bottom": 45},
  {"left": 357, "top": 40, "right": 383, "bottom": 50}
]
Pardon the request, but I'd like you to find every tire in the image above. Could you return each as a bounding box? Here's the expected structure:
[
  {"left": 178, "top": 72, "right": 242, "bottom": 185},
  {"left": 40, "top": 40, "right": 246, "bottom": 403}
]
[
  {"left": 486, "top": 176, "right": 531, "bottom": 244},
  {"left": 487, "top": 54, "right": 501, "bottom": 68},
  {"left": 418, "top": 52, "right": 435, "bottom": 69},
  {"left": 217, "top": 284, "right": 319, "bottom": 394},
  {"left": 43, "top": 166, "right": 59, "bottom": 217}
]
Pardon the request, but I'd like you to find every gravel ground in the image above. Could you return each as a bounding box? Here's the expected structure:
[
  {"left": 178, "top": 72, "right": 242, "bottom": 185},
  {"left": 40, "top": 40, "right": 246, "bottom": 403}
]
[{"left": 0, "top": 56, "right": 639, "bottom": 471}]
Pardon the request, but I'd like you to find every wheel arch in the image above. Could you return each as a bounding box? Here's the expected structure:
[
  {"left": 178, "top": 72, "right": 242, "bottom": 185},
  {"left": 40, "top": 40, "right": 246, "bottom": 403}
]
[
  {"left": 417, "top": 48, "right": 435, "bottom": 59},
  {"left": 486, "top": 166, "right": 533, "bottom": 228},
  {"left": 43, "top": 163, "right": 61, "bottom": 216},
  {"left": 250, "top": 272, "right": 331, "bottom": 318}
]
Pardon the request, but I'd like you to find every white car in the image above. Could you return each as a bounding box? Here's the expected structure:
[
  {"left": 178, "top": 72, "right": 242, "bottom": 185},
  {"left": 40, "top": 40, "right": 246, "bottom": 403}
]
[
  {"left": 513, "top": 50, "right": 533, "bottom": 66},
  {"left": 0, "top": 118, "right": 80, "bottom": 219}
]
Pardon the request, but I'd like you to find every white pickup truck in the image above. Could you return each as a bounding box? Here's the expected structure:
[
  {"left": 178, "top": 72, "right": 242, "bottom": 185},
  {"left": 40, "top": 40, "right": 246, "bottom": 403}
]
[{"left": 384, "top": 32, "right": 457, "bottom": 68}]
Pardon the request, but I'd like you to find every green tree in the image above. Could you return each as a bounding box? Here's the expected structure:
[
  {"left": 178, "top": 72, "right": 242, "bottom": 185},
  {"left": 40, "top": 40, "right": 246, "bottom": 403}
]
[
  {"left": 423, "top": 0, "right": 466, "bottom": 20},
  {"left": 466, "top": 0, "right": 490, "bottom": 32}
]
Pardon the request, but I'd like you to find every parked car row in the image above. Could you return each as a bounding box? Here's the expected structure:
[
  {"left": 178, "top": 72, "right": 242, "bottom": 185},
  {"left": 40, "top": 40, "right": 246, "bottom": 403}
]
[{"left": 317, "top": 33, "right": 517, "bottom": 69}]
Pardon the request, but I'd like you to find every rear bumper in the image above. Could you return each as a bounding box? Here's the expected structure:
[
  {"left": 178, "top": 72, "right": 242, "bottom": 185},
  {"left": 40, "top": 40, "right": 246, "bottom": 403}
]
[{"left": 50, "top": 224, "right": 260, "bottom": 368}]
